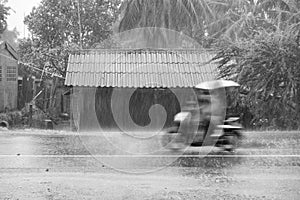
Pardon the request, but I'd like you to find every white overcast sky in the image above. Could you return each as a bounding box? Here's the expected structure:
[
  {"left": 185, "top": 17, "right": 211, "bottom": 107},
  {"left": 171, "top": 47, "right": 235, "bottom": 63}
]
[{"left": 6, "top": 0, "right": 42, "bottom": 38}]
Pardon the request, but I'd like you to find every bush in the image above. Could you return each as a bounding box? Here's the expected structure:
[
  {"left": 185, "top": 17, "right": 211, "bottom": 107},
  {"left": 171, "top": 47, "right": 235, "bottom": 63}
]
[
  {"left": 0, "top": 111, "right": 24, "bottom": 128},
  {"left": 215, "top": 28, "right": 300, "bottom": 130}
]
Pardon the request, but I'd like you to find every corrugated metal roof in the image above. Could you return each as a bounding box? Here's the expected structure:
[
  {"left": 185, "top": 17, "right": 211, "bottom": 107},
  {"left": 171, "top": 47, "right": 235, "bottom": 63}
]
[{"left": 65, "top": 49, "right": 218, "bottom": 88}]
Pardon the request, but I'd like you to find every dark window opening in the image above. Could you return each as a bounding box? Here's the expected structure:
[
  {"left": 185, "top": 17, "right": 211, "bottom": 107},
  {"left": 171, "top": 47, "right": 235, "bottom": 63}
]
[{"left": 0, "top": 66, "right": 2, "bottom": 82}]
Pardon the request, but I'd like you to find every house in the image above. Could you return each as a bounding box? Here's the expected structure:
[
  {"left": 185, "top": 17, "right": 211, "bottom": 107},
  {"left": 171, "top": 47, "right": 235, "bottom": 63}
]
[
  {"left": 65, "top": 49, "right": 217, "bottom": 131},
  {"left": 0, "top": 41, "right": 19, "bottom": 112}
]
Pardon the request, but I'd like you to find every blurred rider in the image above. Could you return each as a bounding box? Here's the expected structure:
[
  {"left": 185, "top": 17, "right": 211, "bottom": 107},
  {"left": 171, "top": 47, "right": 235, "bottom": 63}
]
[{"left": 204, "top": 88, "right": 226, "bottom": 144}]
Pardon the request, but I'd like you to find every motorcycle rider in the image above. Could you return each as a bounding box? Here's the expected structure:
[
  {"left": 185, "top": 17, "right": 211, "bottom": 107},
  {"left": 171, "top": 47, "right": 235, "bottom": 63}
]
[
  {"left": 197, "top": 88, "right": 226, "bottom": 145},
  {"left": 205, "top": 88, "right": 227, "bottom": 144}
]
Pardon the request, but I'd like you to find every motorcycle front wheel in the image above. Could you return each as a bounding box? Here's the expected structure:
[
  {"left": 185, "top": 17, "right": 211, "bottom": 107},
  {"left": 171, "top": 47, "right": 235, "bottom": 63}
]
[{"left": 161, "top": 130, "right": 186, "bottom": 150}]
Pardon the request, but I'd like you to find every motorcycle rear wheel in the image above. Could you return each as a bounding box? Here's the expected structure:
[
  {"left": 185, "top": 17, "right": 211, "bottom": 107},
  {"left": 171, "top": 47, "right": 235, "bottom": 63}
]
[{"left": 221, "top": 133, "right": 240, "bottom": 152}]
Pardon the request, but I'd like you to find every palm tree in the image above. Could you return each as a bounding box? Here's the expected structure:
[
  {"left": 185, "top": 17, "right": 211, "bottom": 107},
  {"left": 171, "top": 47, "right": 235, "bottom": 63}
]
[
  {"left": 117, "top": 0, "right": 221, "bottom": 47},
  {"left": 117, "top": 0, "right": 300, "bottom": 128},
  {"left": 118, "top": 0, "right": 213, "bottom": 32},
  {"left": 205, "top": 0, "right": 300, "bottom": 42},
  {"left": 118, "top": 0, "right": 300, "bottom": 44}
]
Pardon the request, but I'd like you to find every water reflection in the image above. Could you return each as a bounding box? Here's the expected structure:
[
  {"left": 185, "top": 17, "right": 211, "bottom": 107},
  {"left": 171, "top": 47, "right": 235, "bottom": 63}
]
[
  {"left": 0, "top": 135, "right": 90, "bottom": 155},
  {"left": 0, "top": 134, "right": 243, "bottom": 172}
]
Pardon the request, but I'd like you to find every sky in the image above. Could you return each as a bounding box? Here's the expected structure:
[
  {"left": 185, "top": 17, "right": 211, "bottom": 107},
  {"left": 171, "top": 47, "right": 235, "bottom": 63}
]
[{"left": 6, "top": 0, "right": 42, "bottom": 38}]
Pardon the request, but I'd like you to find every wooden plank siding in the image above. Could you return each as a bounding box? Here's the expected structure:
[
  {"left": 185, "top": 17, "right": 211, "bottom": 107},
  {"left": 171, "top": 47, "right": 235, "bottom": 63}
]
[
  {"left": 66, "top": 49, "right": 218, "bottom": 131},
  {"left": 0, "top": 42, "right": 18, "bottom": 112},
  {"left": 71, "top": 87, "right": 197, "bottom": 131}
]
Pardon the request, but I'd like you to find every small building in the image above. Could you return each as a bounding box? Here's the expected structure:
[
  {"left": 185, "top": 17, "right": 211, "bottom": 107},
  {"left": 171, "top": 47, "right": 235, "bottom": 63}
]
[
  {"left": 65, "top": 49, "right": 217, "bottom": 131},
  {"left": 0, "top": 41, "right": 18, "bottom": 112}
]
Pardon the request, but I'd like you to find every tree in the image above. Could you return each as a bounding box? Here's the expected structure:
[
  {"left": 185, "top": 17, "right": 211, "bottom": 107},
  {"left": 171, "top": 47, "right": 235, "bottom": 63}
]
[
  {"left": 118, "top": 0, "right": 219, "bottom": 46},
  {"left": 118, "top": 0, "right": 300, "bottom": 129},
  {"left": 215, "top": 27, "right": 300, "bottom": 129},
  {"left": 0, "top": 28, "right": 19, "bottom": 48},
  {"left": 19, "top": 0, "right": 121, "bottom": 77},
  {"left": 0, "top": 0, "right": 10, "bottom": 34},
  {"left": 18, "top": 0, "right": 120, "bottom": 116},
  {"left": 25, "top": 0, "right": 120, "bottom": 49},
  {"left": 213, "top": 0, "right": 300, "bottom": 129},
  {"left": 118, "top": 0, "right": 300, "bottom": 45},
  {"left": 18, "top": 38, "right": 80, "bottom": 77}
]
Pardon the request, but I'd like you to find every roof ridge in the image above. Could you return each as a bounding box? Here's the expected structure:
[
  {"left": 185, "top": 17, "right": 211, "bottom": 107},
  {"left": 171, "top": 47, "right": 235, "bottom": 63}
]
[{"left": 71, "top": 48, "right": 214, "bottom": 53}]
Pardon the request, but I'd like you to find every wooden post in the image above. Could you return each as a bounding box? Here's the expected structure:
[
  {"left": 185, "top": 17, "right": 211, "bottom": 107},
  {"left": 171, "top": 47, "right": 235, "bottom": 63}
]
[
  {"left": 29, "top": 104, "right": 33, "bottom": 127},
  {"left": 43, "top": 86, "right": 48, "bottom": 111},
  {"left": 32, "top": 79, "right": 37, "bottom": 106},
  {"left": 153, "top": 88, "right": 158, "bottom": 129}
]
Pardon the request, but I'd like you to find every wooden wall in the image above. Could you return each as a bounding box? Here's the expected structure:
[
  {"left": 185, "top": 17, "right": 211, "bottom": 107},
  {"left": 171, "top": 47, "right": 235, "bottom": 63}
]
[
  {"left": 0, "top": 47, "right": 18, "bottom": 112},
  {"left": 71, "top": 87, "right": 197, "bottom": 131}
]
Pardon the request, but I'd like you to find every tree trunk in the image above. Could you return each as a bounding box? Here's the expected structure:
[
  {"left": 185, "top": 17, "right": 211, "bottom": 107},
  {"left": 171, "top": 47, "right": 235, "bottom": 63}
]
[{"left": 296, "top": 85, "right": 300, "bottom": 129}]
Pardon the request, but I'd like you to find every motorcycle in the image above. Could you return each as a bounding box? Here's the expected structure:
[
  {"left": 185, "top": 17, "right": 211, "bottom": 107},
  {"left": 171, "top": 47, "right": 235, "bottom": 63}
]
[
  {"left": 212, "top": 116, "right": 243, "bottom": 152},
  {"left": 162, "top": 80, "right": 243, "bottom": 152}
]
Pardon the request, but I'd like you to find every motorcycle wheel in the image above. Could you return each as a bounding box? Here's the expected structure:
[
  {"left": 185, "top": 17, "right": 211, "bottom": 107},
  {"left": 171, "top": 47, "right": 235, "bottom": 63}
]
[
  {"left": 161, "top": 128, "right": 178, "bottom": 147},
  {"left": 222, "top": 133, "right": 239, "bottom": 152},
  {"left": 161, "top": 131, "right": 185, "bottom": 150}
]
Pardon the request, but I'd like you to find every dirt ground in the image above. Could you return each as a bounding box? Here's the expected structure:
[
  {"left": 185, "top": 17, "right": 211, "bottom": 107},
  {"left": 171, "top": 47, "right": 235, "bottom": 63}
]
[{"left": 0, "top": 166, "right": 299, "bottom": 200}]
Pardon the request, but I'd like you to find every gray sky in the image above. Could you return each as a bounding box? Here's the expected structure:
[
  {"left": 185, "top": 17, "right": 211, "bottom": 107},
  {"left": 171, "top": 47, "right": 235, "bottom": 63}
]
[{"left": 6, "top": 0, "right": 41, "bottom": 38}]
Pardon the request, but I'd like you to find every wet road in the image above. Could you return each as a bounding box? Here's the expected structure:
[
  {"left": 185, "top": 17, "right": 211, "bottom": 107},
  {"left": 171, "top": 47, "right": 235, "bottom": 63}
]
[
  {"left": 0, "top": 130, "right": 299, "bottom": 199},
  {"left": 0, "top": 130, "right": 299, "bottom": 171}
]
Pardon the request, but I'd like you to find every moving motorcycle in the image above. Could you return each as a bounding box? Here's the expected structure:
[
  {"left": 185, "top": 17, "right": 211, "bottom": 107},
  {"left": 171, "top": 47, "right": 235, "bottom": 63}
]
[{"left": 162, "top": 80, "right": 243, "bottom": 152}]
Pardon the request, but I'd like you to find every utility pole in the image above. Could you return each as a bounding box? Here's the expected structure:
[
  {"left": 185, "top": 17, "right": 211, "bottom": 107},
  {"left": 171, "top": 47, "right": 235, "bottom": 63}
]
[{"left": 23, "top": 12, "right": 25, "bottom": 38}]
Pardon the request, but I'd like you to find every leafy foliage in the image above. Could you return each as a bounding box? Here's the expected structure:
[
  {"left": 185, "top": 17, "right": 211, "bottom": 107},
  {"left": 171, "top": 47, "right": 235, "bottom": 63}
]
[
  {"left": 19, "top": 0, "right": 121, "bottom": 77},
  {"left": 119, "top": 0, "right": 300, "bottom": 45},
  {"left": 213, "top": 0, "right": 300, "bottom": 129},
  {"left": 25, "top": 0, "right": 120, "bottom": 48},
  {"left": 215, "top": 28, "right": 300, "bottom": 129},
  {"left": 18, "top": 38, "right": 80, "bottom": 77},
  {"left": 0, "top": 111, "right": 23, "bottom": 128},
  {"left": 0, "top": 0, "right": 10, "bottom": 34},
  {"left": 0, "top": 28, "right": 19, "bottom": 48},
  {"left": 119, "top": 0, "right": 300, "bottom": 129},
  {"left": 118, "top": 0, "right": 218, "bottom": 46}
]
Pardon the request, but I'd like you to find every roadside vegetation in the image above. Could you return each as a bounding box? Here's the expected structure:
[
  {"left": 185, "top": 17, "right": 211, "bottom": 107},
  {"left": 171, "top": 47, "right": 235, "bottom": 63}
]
[{"left": 119, "top": 0, "right": 300, "bottom": 130}]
